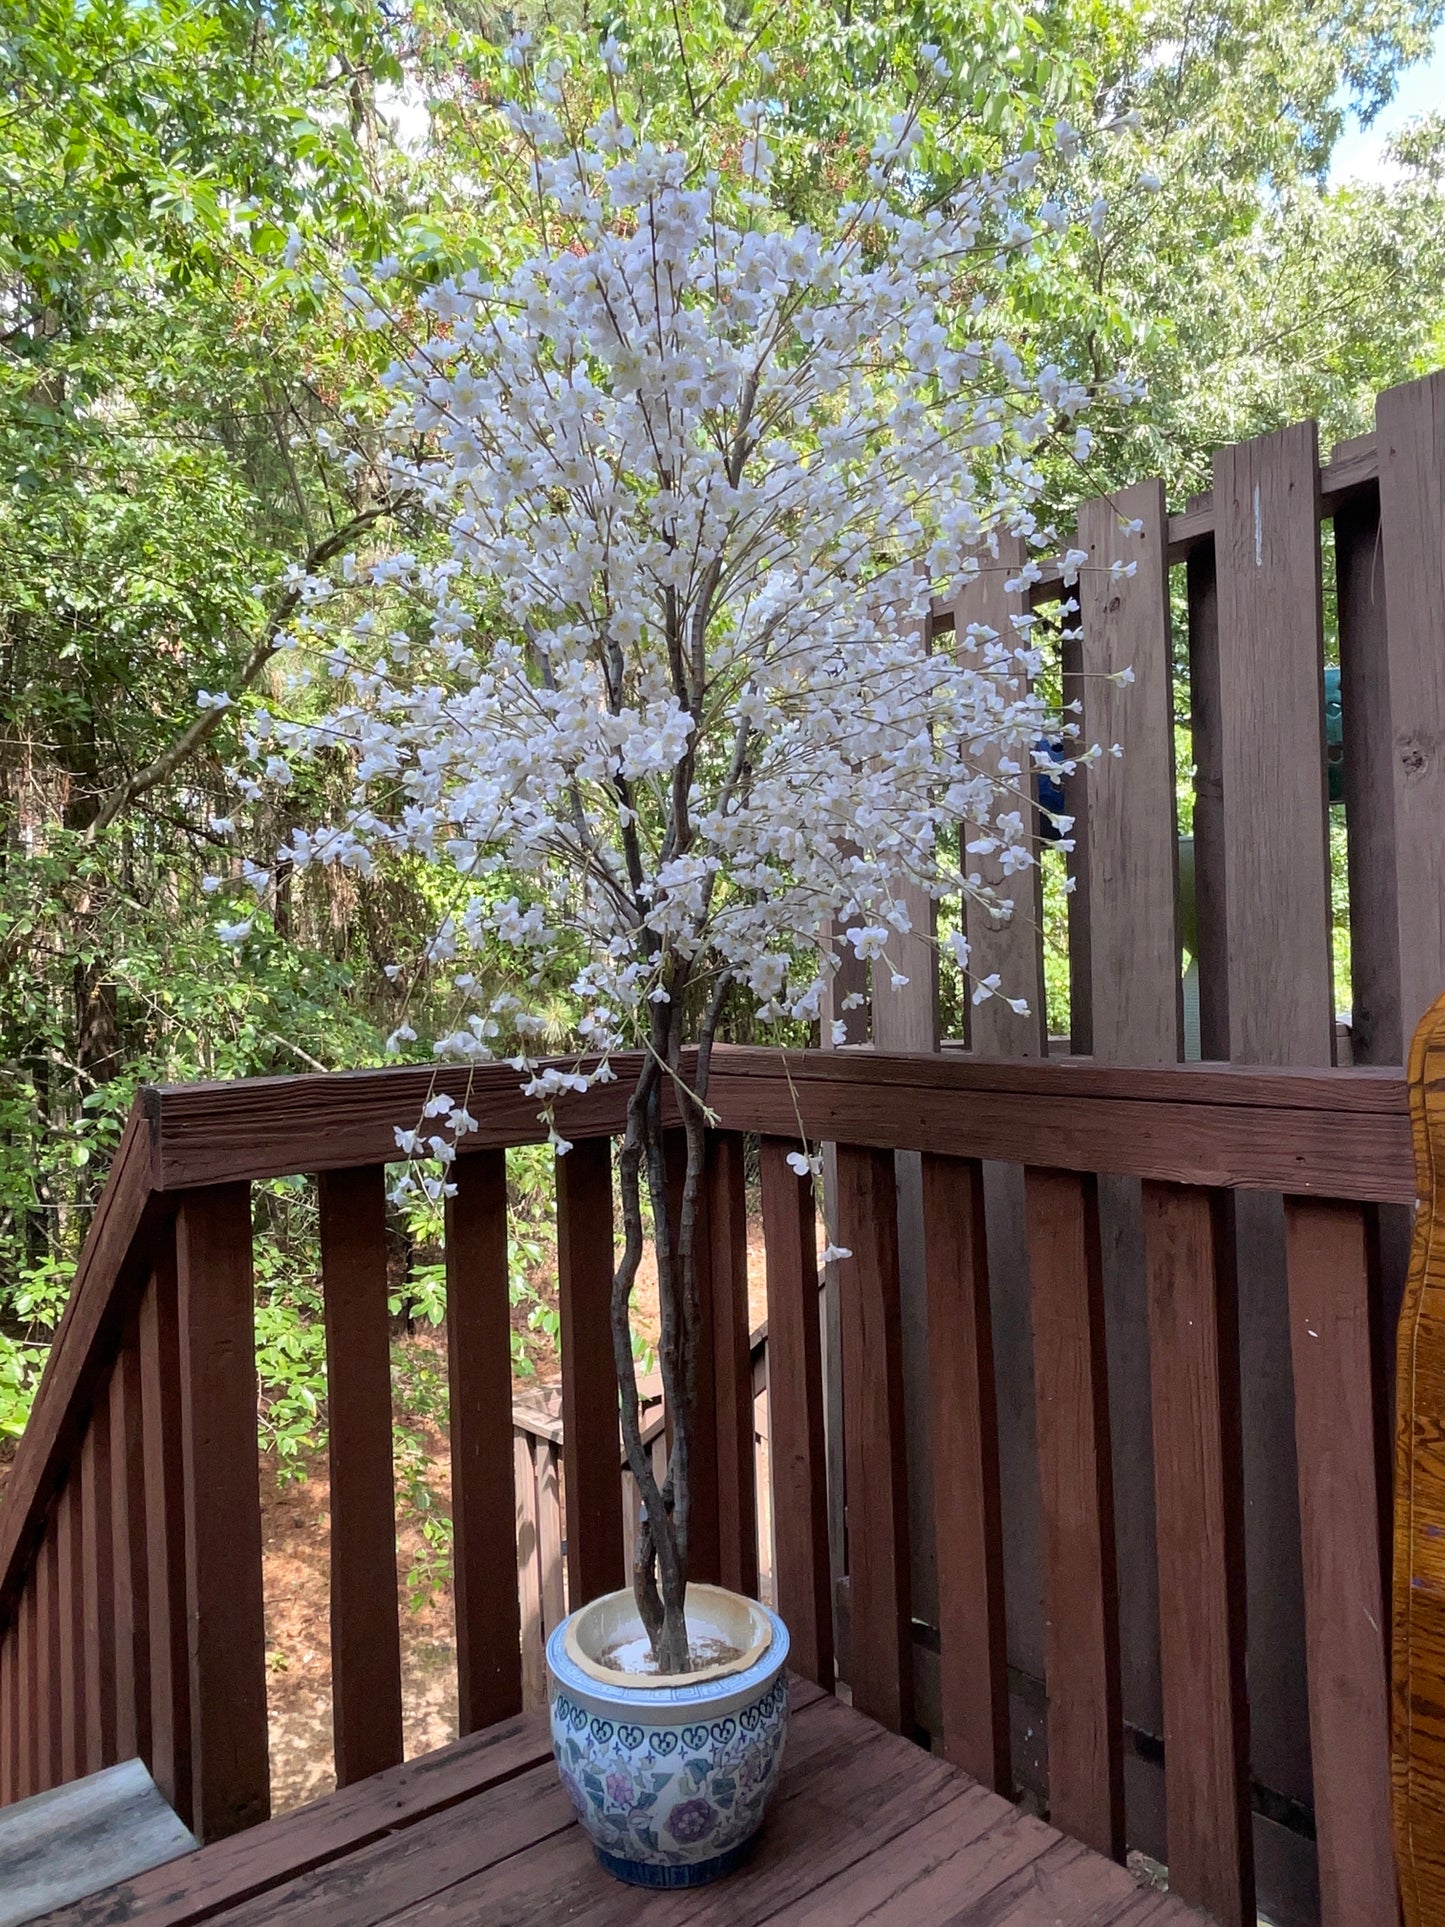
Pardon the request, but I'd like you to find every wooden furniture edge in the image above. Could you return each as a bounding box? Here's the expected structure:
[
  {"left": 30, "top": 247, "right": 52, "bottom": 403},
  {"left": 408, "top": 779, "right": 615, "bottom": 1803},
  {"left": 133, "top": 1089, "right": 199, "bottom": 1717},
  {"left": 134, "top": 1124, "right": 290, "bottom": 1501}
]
[{"left": 1392, "top": 985, "right": 1445, "bottom": 1924}]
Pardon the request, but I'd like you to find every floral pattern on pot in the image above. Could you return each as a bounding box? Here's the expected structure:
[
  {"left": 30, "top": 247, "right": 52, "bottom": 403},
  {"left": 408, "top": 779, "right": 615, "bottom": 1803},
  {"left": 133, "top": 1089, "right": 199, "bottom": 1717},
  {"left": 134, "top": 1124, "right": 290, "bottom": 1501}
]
[{"left": 549, "top": 1674, "right": 788, "bottom": 1877}]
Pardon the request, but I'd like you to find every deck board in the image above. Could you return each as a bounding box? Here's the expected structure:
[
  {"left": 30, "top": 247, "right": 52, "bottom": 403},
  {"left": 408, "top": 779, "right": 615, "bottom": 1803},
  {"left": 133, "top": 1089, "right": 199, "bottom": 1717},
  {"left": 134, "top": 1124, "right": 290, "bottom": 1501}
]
[{"left": 41, "top": 1680, "right": 1208, "bottom": 1927}]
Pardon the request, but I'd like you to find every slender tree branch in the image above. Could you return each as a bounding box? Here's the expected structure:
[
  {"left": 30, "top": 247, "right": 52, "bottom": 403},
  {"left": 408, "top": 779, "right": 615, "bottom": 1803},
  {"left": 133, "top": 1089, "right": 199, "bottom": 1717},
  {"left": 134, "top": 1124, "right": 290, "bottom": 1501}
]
[{"left": 86, "top": 500, "right": 404, "bottom": 840}]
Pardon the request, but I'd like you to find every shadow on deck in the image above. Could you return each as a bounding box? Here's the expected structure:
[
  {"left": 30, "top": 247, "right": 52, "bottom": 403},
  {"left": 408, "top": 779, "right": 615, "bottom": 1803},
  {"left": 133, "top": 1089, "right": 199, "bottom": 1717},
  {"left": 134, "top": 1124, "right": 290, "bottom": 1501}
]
[{"left": 40, "top": 1681, "right": 1206, "bottom": 1927}]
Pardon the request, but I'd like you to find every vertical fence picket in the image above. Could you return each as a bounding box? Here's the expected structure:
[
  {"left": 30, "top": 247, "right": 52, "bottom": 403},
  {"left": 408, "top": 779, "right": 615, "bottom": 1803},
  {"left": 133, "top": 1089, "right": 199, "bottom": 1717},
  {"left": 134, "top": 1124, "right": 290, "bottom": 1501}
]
[
  {"left": 80, "top": 1397, "right": 117, "bottom": 1773},
  {"left": 835, "top": 1144, "right": 912, "bottom": 1732},
  {"left": 1284, "top": 1196, "right": 1396, "bottom": 1927},
  {"left": 1372, "top": 371, "right": 1445, "bottom": 1051},
  {"left": 35, "top": 1525, "right": 61, "bottom": 1793},
  {"left": 1025, "top": 1165, "right": 1124, "bottom": 1861},
  {"left": 56, "top": 1474, "right": 86, "bottom": 1783},
  {"left": 445, "top": 1149, "right": 523, "bottom": 1732},
  {"left": 537, "top": 1442, "right": 566, "bottom": 1631},
  {"left": 952, "top": 536, "right": 1045, "bottom": 1054},
  {"left": 705, "top": 1131, "right": 757, "bottom": 1600},
  {"left": 0, "top": 1624, "right": 15, "bottom": 1805},
  {"left": 17, "top": 1582, "right": 35, "bottom": 1801},
  {"left": 1335, "top": 487, "right": 1398, "bottom": 1066},
  {"left": 1213, "top": 421, "right": 1334, "bottom": 1061},
  {"left": 1209, "top": 422, "right": 1333, "bottom": 1894},
  {"left": 557, "top": 1137, "right": 624, "bottom": 1607},
  {"left": 1142, "top": 1182, "right": 1253, "bottom": 1925},
  {"left": 140, "top": 1237, "right": 192, "bottom": 1827},
  {"left": 319, "top": 1164, "right": 405, "bottom": 1783},
  {"left": 668, "top": 1128, "right": 720, "bottom": 1590},
  {"left": 921, "top": 1152, "right": 1009, "bottom": 1791},
  {"left": 111, "top": 1321, "right": 151, "bottom": 1769},
  {"left": 759, "top": 1137, "right": 832, "bottom": 1689},
  {"left": 1073, "top": 477, "right": 1182, "bottom": 1861},
  {"left": 515, "top": 1432, "right": 546, "bottom": 1706},
  {"left": 175, "top": 1184, "right": 269, "bottom": 1841},
  {"left": 947, "top": 537, "right": 1051, "bottom": 1798}
]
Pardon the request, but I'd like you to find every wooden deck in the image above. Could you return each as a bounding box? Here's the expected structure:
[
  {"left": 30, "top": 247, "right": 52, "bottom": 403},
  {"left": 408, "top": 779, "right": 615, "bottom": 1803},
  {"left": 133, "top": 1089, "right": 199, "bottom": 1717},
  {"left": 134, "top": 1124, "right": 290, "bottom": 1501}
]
[{"left": 42, "top": 1681, "right": 1208, "bottom": 1927}]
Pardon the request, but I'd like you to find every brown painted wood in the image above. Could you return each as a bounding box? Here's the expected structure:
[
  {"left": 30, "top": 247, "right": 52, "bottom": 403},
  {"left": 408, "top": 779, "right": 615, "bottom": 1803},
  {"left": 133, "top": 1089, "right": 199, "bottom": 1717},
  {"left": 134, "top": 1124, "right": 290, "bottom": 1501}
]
[
  {"left": 1026, "top": 1165, "right": 1124, "bottom": 1859},
  {"left": 1207, "top": 428, "right": 1334, "bottom": 1863},
  {"left": 317, "top": 1164, "right": 404, "bottom": 1784},
  {"left": 131, "top": 1047, "right": 1414, "bottom": 1195},
  {"left": 867, "top": 857, "right": 941, "bottom": 1698},
  {"left": 1374, "top": 372, "right": 1445, "bottom": 1052},
  {"left": 759, "top": 1139, "right": 833, "bottom": 1690},
  {"left": 940, "top": 540, "right": 1048, "bottom": 1791},
  {"left": 1074, "top": 477, "right": 1183, "bottom": 1065},
  {"left": 1213, "top": 420, "right": 1333, "bottom": 1064},
  {"left": 1336, "top": 488, "right": 1401, "bottom": 1065},
  {"left": 665, "top": 1128, "right": 720, "bottom": 1590},
  {"left": 110, "top": 1322, "right": 151, "bottom": 1769},
  {"left": 1285, "top": 1194, "right": 1396, "bottom": 1926},
  {"left": 835, "top": 1143, "right": 912, "bottom": 1733},
  {"left": 921, "top": 1152, "right": 1009, "bottom": 1791},
  {"left": 515, "top": 1434, "right": 545, "bottom": 1707},
  {"left": 445, "top": 1148, "right": 523, "bottom": 1731},
  {"left": 56, "top": 1473, "right": 87, "bottom": 1783},
  {"left": 555, "top": 1136, "right": 624, "bottom": 1607},
  {"left": 140, "top": 1245, "right": 192, "bottom": 1828},
  {"left": 174, "top": 1185, "right": 269, "bottom": 1841},
  {"left": 0, "top": 1623, "right": 16, "bottom": 1805},
  {"left": 1396, "top": 987, "right": 1445, "bottom": 1926},
  {"left": 1187, "top": 541, "right": 1229, "bottom": 1056},
  {"left": 80, "top": 1392, "right": 118, "bottom": 1772},
  {"left": 702, "top": 1051, "right": 1411, "bottom": 1204},
  {"left": 705, "top": 1131, "right": 757, "bottom": 1599},
  {"left": 149, "top": 1059, "right": 648, "bottom": 1190},
  {"left": 17, "top": 1580, "right": 36, "bottom": 1801},
  {"left": 1074, "top": 478, "right": 1183, "bottom": 1865},
  {"left": 948, "top": 535, "right": 1047, "bottom": 1056},
  {"left": 536, "top": 1442, "right": 565, "bottom": 1634},
  {"left": 0, "top": 1107, "right": 162, "bottom": 1627},
  {"left": 36, "top": 1523, "right": 61, "bottom": 1793},
  {"left": 713, "top": 1042, "right": 1406, "bottom": 1113},
  {"left": 1142, "top": 1182, "right": 1253, "bottom": 1924}
]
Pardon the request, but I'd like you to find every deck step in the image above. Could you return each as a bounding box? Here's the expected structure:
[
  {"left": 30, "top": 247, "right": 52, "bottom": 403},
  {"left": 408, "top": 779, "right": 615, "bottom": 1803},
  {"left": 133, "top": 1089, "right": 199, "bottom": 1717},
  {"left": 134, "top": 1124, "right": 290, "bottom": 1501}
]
[{"left": 0, "top": 1759, "right": 196, "bottom": 1927}]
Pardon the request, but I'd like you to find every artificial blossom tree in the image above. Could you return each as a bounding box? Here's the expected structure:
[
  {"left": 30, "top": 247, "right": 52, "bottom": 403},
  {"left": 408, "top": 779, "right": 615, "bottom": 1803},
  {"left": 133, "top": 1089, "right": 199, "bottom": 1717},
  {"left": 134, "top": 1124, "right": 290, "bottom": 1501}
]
[{"left": 221, "top": 39, "right": 1141, "bottom": 1672}]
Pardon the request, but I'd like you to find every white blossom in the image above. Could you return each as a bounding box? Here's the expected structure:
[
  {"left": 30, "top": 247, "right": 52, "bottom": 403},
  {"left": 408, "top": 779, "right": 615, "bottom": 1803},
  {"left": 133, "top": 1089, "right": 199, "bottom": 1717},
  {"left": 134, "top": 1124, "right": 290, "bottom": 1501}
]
[{"left": 234, "top": 76, "right": 1136, "bottom": 1174}]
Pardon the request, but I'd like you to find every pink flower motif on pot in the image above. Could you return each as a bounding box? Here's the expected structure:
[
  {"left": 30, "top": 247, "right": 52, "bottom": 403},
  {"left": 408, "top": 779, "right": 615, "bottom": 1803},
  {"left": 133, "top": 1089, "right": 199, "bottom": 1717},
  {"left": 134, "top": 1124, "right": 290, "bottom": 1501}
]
[{"left": 665, "top": 1798, "right": 717, "bottom": 1845}]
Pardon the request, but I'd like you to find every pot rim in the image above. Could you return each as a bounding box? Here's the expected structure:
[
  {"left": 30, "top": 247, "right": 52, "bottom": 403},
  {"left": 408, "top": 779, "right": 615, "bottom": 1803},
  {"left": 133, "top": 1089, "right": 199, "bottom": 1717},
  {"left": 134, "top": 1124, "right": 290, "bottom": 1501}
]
[{"left": 558, "top": 1583, "right": 778, "bottom": 1694}]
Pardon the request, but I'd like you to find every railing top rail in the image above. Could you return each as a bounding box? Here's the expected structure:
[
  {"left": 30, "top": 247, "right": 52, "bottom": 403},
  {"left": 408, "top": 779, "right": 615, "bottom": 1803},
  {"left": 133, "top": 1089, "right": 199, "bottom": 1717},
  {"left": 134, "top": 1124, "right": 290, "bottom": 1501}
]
[{"left": 142, "top": 1043, "right": 1409, "bottom": 1196}]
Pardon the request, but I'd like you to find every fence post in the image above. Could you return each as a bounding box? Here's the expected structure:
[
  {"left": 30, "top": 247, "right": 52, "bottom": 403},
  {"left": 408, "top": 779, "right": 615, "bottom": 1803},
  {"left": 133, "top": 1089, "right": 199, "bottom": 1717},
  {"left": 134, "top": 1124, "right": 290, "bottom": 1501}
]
[{"left": 175, "top": 1184, "right": 269, "bottom": 1840}]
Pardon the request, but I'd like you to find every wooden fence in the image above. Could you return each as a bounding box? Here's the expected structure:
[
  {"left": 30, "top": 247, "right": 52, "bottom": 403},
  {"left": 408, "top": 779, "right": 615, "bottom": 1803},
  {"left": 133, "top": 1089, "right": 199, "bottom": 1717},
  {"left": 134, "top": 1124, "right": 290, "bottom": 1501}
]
[{"left": 822, "top": 368, "right": 1445, "bottom": 1925}]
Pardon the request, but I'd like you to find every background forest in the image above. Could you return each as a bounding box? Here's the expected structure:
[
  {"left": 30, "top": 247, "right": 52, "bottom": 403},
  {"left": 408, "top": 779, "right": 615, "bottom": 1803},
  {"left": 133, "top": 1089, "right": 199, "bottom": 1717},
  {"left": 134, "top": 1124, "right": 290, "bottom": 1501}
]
[{"left": 3, "top": 0, "right": 1444, "bottom": 1468}]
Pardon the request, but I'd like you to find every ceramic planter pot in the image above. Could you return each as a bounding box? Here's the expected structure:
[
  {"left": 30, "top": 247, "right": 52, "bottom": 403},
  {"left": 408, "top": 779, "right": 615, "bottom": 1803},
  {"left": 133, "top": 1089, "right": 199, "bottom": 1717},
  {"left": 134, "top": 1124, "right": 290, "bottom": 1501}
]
[{"left": 545, "top": 1583, "right": 790, "bottom": 1888}]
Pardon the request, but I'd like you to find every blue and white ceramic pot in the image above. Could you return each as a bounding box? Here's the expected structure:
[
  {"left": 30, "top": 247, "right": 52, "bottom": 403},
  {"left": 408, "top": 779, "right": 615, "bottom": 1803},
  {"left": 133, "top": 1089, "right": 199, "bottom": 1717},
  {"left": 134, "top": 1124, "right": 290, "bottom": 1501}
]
[{"left": 545, "top": 1583, "right": 790, "bottom": 1889}]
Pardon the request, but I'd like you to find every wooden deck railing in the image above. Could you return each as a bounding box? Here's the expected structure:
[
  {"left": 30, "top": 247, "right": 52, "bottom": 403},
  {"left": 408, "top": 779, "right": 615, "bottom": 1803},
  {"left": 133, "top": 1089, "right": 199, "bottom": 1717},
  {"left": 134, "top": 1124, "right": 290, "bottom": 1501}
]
[{"left": 0, "top": 1043, "right": 1415, "bottom": 1927}]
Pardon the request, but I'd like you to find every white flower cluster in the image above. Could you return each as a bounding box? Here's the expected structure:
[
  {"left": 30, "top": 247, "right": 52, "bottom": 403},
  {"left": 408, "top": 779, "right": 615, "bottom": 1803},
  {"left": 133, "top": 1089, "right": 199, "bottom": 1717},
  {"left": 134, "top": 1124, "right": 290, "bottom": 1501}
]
[{"left": 226, "top": 48, "right": 1141, "bottom": 1183}]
